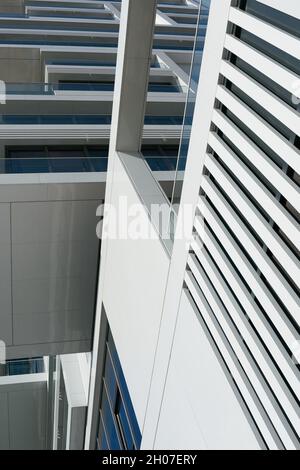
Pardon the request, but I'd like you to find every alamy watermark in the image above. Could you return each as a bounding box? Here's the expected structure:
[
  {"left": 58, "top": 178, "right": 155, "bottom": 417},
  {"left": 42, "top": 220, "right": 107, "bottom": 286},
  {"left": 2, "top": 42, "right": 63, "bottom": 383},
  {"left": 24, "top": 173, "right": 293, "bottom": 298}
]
[{"left": 95, "top": 196, "right": 202, "bottom": 248}]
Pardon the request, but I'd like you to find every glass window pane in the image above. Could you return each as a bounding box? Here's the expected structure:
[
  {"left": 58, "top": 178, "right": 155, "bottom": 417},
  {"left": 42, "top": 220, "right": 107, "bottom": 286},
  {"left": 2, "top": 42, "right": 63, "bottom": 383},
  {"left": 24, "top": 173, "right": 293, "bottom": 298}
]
[{"left": 101, "top": 385, "right": 123, "bottom": 450}]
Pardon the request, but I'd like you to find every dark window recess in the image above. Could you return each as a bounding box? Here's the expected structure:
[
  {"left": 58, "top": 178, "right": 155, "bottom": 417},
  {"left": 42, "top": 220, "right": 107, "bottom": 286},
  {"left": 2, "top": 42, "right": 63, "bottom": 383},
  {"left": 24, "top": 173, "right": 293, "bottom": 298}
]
[
  {"left": 96, "top": 328, "right": 141, "bottom": 450},
  {"left": 5, "top": 357, "right": 44, "bottom": 376},
  {"left": 142, "top": 144, "right": 180, "bottom": 171},
  {"left": 58, "top": 80, "right": 115, "bottom": 91},
  {"left": 227, "top": 81, "right": 293, "bottom": 142},
  {"left": 239, "top": 0, "right": 300, "bottom": 38},
  {"left": 229, "top": 54, "right": 299, "bottom": 111},
  {"left": 58, "top": 81, "right": 181, "bottom": 93},
  {"left": 0, "top": 39, "right": 118, "bottom": 47},
  {"left": 238, "top": 29, "right": 300, "bottom": 76},
  {"left": 4, "top": 145, "right": 180, "bottom": 174},
  {"left": 215, "top": 121, "right": 278, "bottom": 197},
  {"left": 4, "top": 145, "right": 109, "bottom": 174},
  {"left": 220, "top": 105, "right": 287, "bottom": 184},
  {"left": 207, "top": 170, "right": 266, "bottom": 250},
  {"left": 0, "top": 115, "right": 183, "bottom": 125}
]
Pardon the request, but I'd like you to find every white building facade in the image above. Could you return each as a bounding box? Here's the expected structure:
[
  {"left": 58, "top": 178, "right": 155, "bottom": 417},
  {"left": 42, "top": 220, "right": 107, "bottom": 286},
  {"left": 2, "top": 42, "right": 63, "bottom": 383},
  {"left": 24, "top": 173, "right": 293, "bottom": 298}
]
[{"left": 0, "top": 0, "right": 299, "bottom": 451}]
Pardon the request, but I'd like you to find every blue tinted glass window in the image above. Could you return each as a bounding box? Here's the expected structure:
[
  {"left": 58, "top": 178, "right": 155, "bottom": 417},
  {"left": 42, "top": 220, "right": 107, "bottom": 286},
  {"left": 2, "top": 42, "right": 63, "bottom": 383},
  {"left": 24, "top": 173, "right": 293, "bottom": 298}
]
[
  {"left": 242, "top": 0, "right": 299, "bottom": 37},
  {"left": 97, "top": 414, "right": 110, "bottom": 451},
  {"left": 3, "top": 145, "right": 180, "bottom": 175},
  {"left": 103, "top": 349, "right": 118, "bottom": 408},
  {"left": 96, "top": 327, "right": 142, "bottom": 450},
  {"left": 101, "top": 385, "right": 123, "bottom": 450},
  {"left": 116, "top": 394, "right": 135, "bottom": 450},
  {"left": 6, "top": 357, "right": 44, "bottom": 376},
  {"left": 4, "top": 145, "right": 109, "bottom": 174},
  {"left": 106, "top": 331, "right": 141, "bottom": 448}
]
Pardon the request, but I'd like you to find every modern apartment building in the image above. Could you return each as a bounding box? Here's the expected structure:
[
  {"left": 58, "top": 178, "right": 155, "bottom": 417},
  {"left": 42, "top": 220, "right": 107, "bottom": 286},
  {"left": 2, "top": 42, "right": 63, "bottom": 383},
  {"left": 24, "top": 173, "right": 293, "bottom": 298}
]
[{"left": 0, "top": 0, "right": 299, "bottom": 451}]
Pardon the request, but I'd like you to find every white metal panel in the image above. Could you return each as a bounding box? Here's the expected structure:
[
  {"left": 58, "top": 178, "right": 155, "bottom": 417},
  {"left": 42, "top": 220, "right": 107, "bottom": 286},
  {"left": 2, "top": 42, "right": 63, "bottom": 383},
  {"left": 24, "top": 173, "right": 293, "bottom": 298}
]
[
  {"left": 214, "top": 86, "right": 300, "bottom": 173},
  {"left": 155, "top": 289, "right": 264, "bottom": 450},
  {"left": 201, "top": 176, "right": 300, "bottom": 320},
  {"left": 215, "top": 86, "right": 300, "bottom": 183},
  {"left": 191, "top": 227, "right": 300, "bottom": 397},
  {"left": 204, "top": 152, "right": 300, "bottom": 280},
  {"left": 184, "top": 272, "right": 282, "bottom": 449},
  {"left": 188, "top": 249, "right": 300, "bottom": 435},
  {"left": 229, "top": 7, "right": 300, "bottom": 59},
  {"left": 180, "top": 0, "right": 300, "bottom": 451},
  {"left": 101, "top": 155, "right": 170, "bottom": 429},
  {"left": 224, "top": 35, "right": 299, "bottom": 95},
  {"left": 208, "top": 128, "right": 300, "bottom": 250},
  {"left": 257, "top": 0, "right": 300, "bottom": 19},
  {"left": 220, "top": 60, "right": 300, "bottom": 136},
  {"left": 197, "top": 199, "right": 298, "bottom": 348},
  {"left": 0, "top": 377, "right": 48, "bottom": 450}
]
